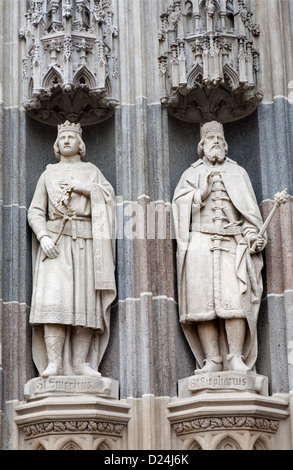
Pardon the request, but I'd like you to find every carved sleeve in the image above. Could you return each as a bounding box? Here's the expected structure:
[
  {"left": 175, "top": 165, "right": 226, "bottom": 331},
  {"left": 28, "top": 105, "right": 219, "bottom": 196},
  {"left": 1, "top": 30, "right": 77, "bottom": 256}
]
[{"left": 27, "top": 172, "right": 50, "bottom": 241}]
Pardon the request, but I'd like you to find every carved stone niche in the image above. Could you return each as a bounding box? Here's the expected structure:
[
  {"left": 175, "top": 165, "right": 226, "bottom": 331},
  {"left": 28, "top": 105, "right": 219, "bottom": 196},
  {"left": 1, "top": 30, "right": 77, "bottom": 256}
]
[
  {"left": 158, "top": 0, "right": 263, "bottom": 123},
  {"left": 20, "top": 0, "right": 119, "bottom": 126}
]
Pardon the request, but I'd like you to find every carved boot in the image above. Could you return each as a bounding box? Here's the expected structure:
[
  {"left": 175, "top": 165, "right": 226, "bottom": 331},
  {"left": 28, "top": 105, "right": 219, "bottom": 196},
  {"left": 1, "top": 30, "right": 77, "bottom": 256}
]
[
  {"left": 195, "top": 321, "right": 223, "bottom": 374},
  {"left": 42, "top": 325, "right": 65, "bottom": 377},
  {"left": 72, "top": 327, "right": 101, "bottom": 377},
  {"left": 227, "top": 354, "right": 250, "bottom": 371},
  {"left": 196, "top": 356, "right": 223, "bottom": 374},
  {"left": 225, "top": 318, "right": 249, "bottom": 371}
]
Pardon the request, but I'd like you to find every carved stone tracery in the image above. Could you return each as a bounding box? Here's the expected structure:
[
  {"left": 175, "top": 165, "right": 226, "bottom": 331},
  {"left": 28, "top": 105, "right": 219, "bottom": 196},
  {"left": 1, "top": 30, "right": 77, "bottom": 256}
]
[
  {"left": 158, "top": 0, "right": 262, "bottom": 123},
  {"left": 20, "top": 0, "right": 119, "bottom": 126}
]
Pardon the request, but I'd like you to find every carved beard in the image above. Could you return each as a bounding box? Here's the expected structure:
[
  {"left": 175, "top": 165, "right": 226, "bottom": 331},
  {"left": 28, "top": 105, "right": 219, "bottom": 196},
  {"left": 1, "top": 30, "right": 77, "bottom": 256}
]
[{"left": 205, "top": 146, "right": 226, "bottom": 164}]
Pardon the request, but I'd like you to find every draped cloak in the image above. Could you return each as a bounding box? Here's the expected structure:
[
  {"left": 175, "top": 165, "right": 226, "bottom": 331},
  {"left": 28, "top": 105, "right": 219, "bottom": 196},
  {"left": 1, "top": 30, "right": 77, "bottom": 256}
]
[
  {"left": 172, "top": 158, "right": 265, "bottom": 371},
  {"left": 28, "top": 161, "right": 116, "bottom": 376}
]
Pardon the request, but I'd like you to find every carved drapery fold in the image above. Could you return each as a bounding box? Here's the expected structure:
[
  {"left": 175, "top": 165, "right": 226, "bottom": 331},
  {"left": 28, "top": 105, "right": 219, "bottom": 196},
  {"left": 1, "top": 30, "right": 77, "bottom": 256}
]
[
  {"left": 20, "top": 0, "right": 119, "bottom": 126},
  {"left": 158, "top": 0, "right": 262, "bottom": 123}
]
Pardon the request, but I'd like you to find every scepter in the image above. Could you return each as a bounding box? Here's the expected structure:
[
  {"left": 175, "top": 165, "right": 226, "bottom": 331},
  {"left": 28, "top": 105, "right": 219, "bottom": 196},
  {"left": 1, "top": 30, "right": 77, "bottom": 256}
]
[{"left": 251, "top": 189, "right": 292, "bottom": 252}]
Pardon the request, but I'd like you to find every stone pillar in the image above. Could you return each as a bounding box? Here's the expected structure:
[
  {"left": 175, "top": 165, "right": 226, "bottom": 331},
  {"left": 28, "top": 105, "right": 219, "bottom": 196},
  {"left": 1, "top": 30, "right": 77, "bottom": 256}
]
[
  {"left": 0, "top": 0, "right": 36, "bottom": 449},
  {"left": 254, "top": 0, "right": 293, "bottom": 395},
  {"left": 0, "top": 0, "right": 4, "bottom": 445}
]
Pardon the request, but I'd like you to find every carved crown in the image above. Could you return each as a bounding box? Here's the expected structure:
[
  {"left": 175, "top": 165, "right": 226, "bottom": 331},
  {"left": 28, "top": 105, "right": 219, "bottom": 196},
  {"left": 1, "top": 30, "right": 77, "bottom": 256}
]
[{"left": 58, "top": 121, "right": 82, "bottom": 136}]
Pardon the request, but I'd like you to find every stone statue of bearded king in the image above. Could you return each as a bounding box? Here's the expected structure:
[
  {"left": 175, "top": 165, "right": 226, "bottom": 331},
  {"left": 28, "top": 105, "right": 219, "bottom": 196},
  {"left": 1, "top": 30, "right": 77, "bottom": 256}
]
[
  {"left": 172, "top": 121, "right": 266, "bottom": 373},
  {"left": 28, "top": 121, "right": 116, "bottom": 378}
]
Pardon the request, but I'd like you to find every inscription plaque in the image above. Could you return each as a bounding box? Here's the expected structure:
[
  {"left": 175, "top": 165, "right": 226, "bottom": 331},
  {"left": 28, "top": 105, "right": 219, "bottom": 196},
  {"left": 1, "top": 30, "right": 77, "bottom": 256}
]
[
  {"left": 24, "top": 376, "right": 119, "bottom": 401},
  {"left": 178, "top": 371, "right": 268, "bottom": 398}
]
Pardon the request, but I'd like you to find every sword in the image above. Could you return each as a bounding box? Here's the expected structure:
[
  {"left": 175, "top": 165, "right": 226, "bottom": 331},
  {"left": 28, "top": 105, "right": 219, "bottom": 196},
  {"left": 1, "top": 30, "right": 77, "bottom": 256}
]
[{"left": 42, "top": 185, "right": 75, "bottom": 262}]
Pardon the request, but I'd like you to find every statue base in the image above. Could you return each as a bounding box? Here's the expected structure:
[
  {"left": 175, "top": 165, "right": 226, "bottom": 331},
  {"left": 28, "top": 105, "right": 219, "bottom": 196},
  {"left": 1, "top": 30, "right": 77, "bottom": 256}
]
[
  {"left": 168, "top": 389, "right": 288, "bottom": 450},
  {"left": 15, "top": 393, "right": 130, "bottom": 450},
  {"left": 178, "top": 371, "right": 268, "bottom": 398},
  {"left": 24, "top": 375, "right": 119, "bottom": 401}
]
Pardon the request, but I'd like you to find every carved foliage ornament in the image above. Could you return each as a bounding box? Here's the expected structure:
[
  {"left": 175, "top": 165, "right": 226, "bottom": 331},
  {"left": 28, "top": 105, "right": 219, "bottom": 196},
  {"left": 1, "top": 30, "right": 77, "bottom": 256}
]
[
  {"left": 20, "top": 0, "right": 119, "bottom": 126},
  {"left": 172, "top": 416, "right": 279, "bottom": 435},
  {"left": 23, "top": 419, "right": 125, "bottom": 439},
  {"left": 158, "top": 0, "right": 263, "bottom": 123}
]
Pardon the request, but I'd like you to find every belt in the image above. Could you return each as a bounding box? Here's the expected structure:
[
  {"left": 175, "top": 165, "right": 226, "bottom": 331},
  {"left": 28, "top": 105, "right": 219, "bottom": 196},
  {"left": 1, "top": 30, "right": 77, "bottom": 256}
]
[
  {"left": 47, "top": 216, "right": 92, "bottom": 240},
  {"left": 190, "top": 223, "right": 243, "bottom": 236}
]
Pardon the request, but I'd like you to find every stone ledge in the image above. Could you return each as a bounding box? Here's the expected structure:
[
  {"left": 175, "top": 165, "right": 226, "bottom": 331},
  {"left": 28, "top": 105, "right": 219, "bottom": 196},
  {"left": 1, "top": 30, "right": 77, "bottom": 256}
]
[{"left": 168, "top": 391, "right": 289, "bottom": 423}]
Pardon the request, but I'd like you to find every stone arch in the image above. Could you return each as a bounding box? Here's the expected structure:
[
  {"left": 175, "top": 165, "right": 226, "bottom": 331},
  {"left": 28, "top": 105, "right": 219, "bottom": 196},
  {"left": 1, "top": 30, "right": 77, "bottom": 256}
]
[
  {"left": 93, "top": 437, "right": 117, "bottom": 450},
  {"left": 74, "top": 66, "right": 96, "bottom": 89},
  {"left": 182, "top": 436, "right": 205, "bottom": 450},
  {"left": 42, "top": 65, "right": 63, "bottom": 90},
  {"left": 199, "top": 0, "right": 222, "bottom": 29},
  {"left": 198, "top": 0, "right": 222, "bottom": 12},
  {"left": 223, "top": 63, "right": 240, "bottom": 91},
  {"left": 54, "top": 436, "right": 88, "bottom": 450},
  {"left": 251, "top": 433, "right": 272, "bottom": 450},
  {"left": 187, "top": 63, "right": 203, "bottom": 89},
  {"left": 189, "top": 440, "right": 203, "bottom": 450},
  {"left": 61, "top": 441, "right": 82, "bottom": 450},
  {"left": 216, "top": 437, "right": 241, "bottom": 450},
  {"left": 30, "top": 438, "right": 50, "bottom": 450}
]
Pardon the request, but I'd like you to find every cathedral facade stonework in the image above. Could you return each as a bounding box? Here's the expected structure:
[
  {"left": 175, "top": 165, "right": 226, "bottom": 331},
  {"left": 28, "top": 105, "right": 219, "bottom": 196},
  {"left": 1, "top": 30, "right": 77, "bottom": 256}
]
[{"left": 1, "top": 0, "right": 293, "bottom": 451}]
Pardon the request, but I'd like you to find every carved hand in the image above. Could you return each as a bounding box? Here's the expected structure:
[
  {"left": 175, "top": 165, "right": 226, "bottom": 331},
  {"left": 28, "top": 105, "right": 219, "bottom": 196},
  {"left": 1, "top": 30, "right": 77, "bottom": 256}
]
[
  {"left": 40, "top": 236, "right": 59, "bottom": 259},
  {"left": 60, "top": 178, "right": 87, "bottom": 195},
  {"left": 248, "top": 234, "right": 266, "bottom": 253},
  {"left": 200, "top": 172, "right": 213, "bottom": 201}
]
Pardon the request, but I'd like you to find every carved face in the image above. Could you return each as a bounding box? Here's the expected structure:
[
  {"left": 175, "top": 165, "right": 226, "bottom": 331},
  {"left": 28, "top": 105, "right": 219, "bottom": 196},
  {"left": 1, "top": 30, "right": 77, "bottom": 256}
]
[
  {"left": 203, "top": 131, "right": 226, "bottom": 164},
  {"left": 58, "top": 131, "right": 80, "bottom": 157}
]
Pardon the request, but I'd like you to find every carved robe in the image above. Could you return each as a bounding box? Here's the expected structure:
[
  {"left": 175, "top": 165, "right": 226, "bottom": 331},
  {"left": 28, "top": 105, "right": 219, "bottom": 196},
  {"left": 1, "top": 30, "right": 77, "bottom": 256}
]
[
  {"left": 172, "top": 158, "right": 265, "bottom": 370},
  {"left": 28, "top": 161, "right": 116, "bottom": 375}
]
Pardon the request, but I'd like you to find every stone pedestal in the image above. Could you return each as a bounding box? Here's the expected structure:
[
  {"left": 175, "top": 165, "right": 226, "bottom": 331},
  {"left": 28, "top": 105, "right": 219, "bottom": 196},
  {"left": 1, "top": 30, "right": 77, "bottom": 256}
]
[
  {"left": 15, "top": 376, "right": 130, "bottom": 450},
  {"left": 168, "top": 380, "right": 289, "bottom": 450}
]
